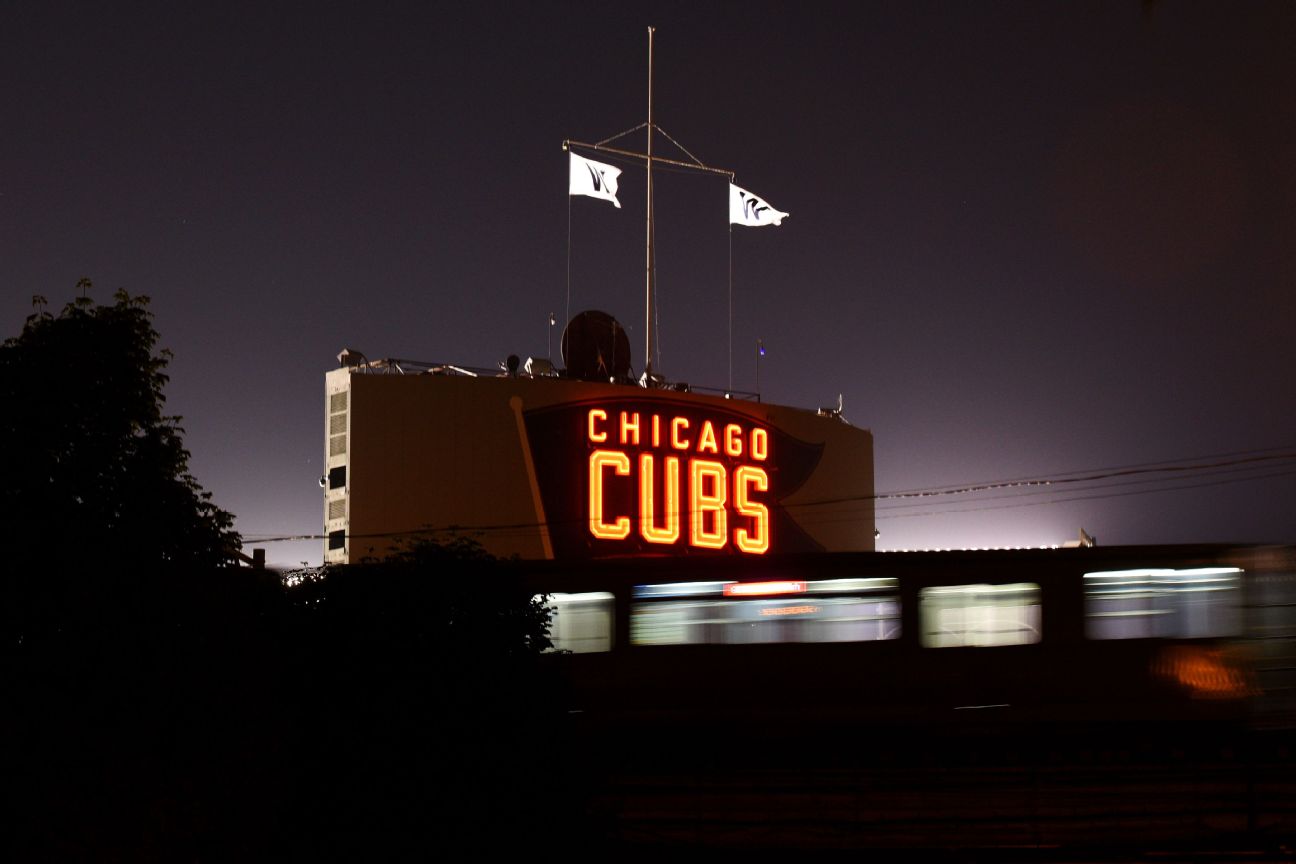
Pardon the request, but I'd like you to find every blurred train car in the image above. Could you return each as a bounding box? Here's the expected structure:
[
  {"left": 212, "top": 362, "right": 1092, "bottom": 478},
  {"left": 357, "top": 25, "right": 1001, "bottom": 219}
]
[{"left": 527, "top": 544, "right": 1296, "bottom": 744}]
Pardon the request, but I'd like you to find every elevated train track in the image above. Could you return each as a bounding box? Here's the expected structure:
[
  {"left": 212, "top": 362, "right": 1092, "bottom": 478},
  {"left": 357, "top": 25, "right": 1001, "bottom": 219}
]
[{"left": 526, "top": 544, "right": 1296, "bottom": 855}]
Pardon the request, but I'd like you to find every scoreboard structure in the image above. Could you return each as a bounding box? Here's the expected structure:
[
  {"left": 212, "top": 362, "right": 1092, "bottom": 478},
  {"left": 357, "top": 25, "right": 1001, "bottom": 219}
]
[{"left": 323, "top": 363, "right": 875, "bottom": 564}]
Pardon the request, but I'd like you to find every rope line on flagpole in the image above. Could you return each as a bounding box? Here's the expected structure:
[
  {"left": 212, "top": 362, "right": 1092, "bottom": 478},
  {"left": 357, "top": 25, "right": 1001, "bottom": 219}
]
[
  {"left": 566, "top": 139, "right": 734, "bottom": 178},
  {"left": 596, "top": 122, "right": 647, "bottom": 147},
  {"left": 653, "top": 124, "right": 706, "bottom": 167}
]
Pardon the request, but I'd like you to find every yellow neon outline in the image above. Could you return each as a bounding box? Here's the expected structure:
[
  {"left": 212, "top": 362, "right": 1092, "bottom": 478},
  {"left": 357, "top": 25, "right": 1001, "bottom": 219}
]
[
  {"left": 751, "top": 427, "right": 769, "bottom": 461},
  {"left": 588, "top": 408, "right": 608, "bottom": 443},
  {"left": 698, "top": 420, "right": 719, "bottom": 454},
  {"left": 724, "top": 423, "right": 743, "bottom": 457},
  {"left": 589, "top": 449, "right": 631, "bottom": 540},
  {"left": 639, "top": 453, "right": 680, "bottom": 545},
  {"left": 734, "top": 465, "right": 770, "bottom": 555},
  {"left": 671, "top": 417, "right": 691, "bottom": 450},
  {"left": 689, "top": 459, "right": 728, "bottom": 549},
  {"left": 619, "top": 411, "right": 640, "bottom": 446}
]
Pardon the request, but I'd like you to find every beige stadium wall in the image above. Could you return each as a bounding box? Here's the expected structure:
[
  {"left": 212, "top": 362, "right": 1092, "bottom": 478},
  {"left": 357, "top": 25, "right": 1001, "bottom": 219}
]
[{"left": 324, "top": 369, "right": 874, "bottom": 563}]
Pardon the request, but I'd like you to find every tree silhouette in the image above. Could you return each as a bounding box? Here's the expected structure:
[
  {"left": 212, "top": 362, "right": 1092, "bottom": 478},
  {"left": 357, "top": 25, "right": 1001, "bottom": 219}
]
[
  {"left": 0, "top": 281, "right": 238, "bottom": 572},
  {"left": 5, "top": 289, "right": 577, "bottom": 859}
]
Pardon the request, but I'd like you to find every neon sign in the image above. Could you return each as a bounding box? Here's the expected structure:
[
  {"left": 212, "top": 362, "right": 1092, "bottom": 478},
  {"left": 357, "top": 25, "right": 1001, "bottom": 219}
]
[
  {"left": 586, "top": 409, "right": 770, "bottom": 553},
  {"left": 523, "top": 398, "right": 825, "bottom": 559}
]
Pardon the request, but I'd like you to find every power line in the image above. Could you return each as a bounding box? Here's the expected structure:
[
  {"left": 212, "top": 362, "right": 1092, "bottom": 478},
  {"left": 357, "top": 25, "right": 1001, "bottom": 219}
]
[
  {"left": 874, "top": 467, "right": 1296, "bottom": 522},
  {"left": 871, "top": 448, "right": 1296, "bottom": 503},
  {"left": 870, "top": 457, "right": 1296, "bottom": 515},
  {"left": 875, "top": 445, "right": 1295, "bottom": 496},
  {"left": 242, "top": 448, "right": 1295, "bottom": 544}
]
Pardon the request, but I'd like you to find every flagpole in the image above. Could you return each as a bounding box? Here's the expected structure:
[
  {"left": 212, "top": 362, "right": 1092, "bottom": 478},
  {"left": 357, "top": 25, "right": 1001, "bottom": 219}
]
[
  {"left": 563, "top": 28, "right": 760, "bottom": 389},
  {"left": 644, "top": 25, "right": 656, "bottom": 382}
]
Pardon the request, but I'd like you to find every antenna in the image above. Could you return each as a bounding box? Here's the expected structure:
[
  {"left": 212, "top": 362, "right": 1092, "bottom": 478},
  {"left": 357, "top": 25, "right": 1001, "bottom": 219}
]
[{"left": 645, "top": 26, "right": 655, "bottom": 379}]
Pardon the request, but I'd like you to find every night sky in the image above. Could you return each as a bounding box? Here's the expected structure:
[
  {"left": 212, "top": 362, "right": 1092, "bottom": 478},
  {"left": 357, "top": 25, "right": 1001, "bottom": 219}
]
[{"left": 3, "top": 1, "right": 1293, "bottom": 566}]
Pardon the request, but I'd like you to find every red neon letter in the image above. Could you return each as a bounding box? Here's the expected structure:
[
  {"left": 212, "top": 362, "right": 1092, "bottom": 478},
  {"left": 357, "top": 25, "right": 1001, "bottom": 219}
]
[
  {"left": 724, "top": 423, "right": 743, "bottom": 457},
  {"left": 698, "top": 420, "right": 719, "bottom": 454},
  {"left": 620, "top": 411, "right": 640, "bottom": 446},
  {"left": 734, "top": 465, "right": 770, "bottom": 555},
  {"left": 751, "top": 427, "right": 769, "bottom": 461},
  {"left": 639, "top": 453, "right": 680, "bottom": 545},
  {"left": 588, "top": 408, "right": 608, "bottom": 443},
  {"left": 671, "top": 417, "right": 691, "bottom": 450},
  {"left": 689, "top": 459, "right": 728, "bottom": 549},
  {"left": 589, "top": 450, "right": 631, "bottom": 540}
]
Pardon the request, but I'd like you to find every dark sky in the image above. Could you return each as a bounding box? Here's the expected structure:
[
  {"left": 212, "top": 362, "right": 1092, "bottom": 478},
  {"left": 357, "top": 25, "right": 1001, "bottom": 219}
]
[{"left": 4, "top": 1, "right": 1294, "bottom": 565}]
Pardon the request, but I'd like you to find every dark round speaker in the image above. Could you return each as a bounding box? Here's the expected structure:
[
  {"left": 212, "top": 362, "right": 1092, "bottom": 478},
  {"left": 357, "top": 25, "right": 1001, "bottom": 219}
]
[{"left": 560, "top": 310, "right": 632, "bottom": 382}]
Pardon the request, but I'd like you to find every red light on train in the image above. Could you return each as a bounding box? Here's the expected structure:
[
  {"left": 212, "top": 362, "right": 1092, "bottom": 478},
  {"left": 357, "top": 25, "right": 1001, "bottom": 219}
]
[
  {"left": 724, "top": 580, "right": 808, "bottom": 597},
  {"left": 1152, "top": 645, "right": 1255, "bottom": 700}
]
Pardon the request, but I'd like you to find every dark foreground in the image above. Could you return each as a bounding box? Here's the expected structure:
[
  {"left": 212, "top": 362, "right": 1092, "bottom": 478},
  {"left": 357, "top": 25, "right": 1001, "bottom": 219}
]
[
  {"left": 11, "top": 550, "right": 1296, "bottom": 860},
  {"left": 12, "top": 671, "right": 1296, "bottom": 860},
  {"left": 565, "top": 722, "right": 1296, "bottom": 860}
]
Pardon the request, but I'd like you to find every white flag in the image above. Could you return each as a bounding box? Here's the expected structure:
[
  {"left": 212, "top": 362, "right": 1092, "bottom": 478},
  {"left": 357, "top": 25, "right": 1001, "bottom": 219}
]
[
  {"left": 569, "top": 152, "right": 622, "bottom": 208},
  {"left": 729, "top": 183, "right": 788, "bottom": 227}
]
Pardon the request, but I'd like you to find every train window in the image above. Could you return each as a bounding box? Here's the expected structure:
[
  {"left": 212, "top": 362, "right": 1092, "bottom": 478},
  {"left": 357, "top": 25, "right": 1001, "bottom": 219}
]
[
  {"left": 629, "top": 577, "right": 900, "bottom": 645},
  {"left": 537, "top": 592, "right": 615, "bottom": 653},
  {"left": 1084, "top": 567, "right": 1242, "bottom": 640},
  {"left": 920, "top": 583, "right": 1042, "bottom": 648}
]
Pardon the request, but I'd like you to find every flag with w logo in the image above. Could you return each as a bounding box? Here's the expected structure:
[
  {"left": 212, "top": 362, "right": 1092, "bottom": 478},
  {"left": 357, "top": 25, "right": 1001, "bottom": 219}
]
[
  {"left": 569, "top": 152, "right": 622, "bottom": 208},
  {"left": 729, "top": 183, "right": 788, "bottom": 227}
]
